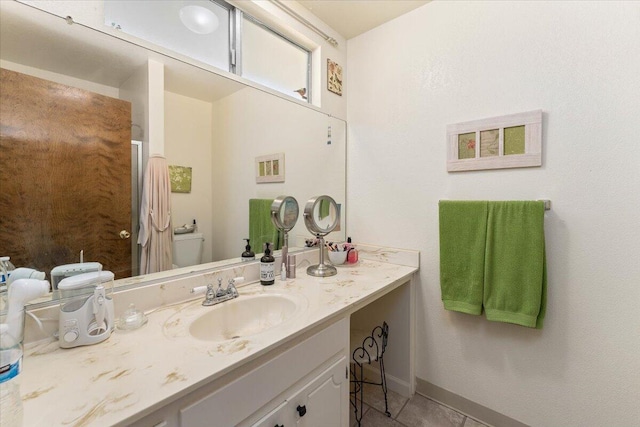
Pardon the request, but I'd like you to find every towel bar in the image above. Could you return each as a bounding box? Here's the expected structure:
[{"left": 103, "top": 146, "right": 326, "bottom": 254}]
[{"left": 439, "top": 199, "right": 551, "bottom": 210}]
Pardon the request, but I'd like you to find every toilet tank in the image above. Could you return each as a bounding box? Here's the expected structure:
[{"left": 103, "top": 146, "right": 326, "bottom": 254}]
[{"left": 173, "top": 233, "right": 204, "bottom": 268}]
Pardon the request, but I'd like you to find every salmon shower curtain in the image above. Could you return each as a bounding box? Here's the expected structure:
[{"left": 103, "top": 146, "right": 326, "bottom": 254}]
[{"left": 138, "top": 155, "right": 173, "bottom": 274}]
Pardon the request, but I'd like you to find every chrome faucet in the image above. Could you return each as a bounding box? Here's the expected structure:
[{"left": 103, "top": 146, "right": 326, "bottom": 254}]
[
  {"left": 191, "top": 277, "right": 243, "bottom": 306},
  {"left": 214, "top": 278, "right": 226, "bottom": 299}
]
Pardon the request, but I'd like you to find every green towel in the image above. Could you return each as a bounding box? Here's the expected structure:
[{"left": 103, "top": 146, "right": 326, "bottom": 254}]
[
  {"left": 249, "top": 199, "right": 281, "bottom": 253},
  {"left": 439, "top": 201, "right": 488, "bottom": 315},
  {"left": 438, "top": 200, "right": 547, "bottom": 329},
  {"left": 484, "top": 201, "right": 546, "bottom": 328},
  {"left": 319, "top": 199, "right": 330, "bottom": 220}
]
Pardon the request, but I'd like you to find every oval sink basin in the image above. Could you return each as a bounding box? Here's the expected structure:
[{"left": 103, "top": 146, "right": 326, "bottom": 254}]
[{"left": 189, "top": 293, "right": 305, "bottom": 342}]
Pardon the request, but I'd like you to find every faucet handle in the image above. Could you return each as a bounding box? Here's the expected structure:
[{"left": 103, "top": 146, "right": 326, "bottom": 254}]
[
  {"left": 206, "top": 283, "right": 216, "bottom": 298},
  {"left": 199, "top": 283, "right": 217, "bottom": 306},
  {"left": 190, "top": 285, "right": 207, "bottom": 295},
  {"left": 226, "top": 278, "right": 240, "bottom": 297},
  {"left": 215, "top": 278, "right": 226, "bottom": 297}
]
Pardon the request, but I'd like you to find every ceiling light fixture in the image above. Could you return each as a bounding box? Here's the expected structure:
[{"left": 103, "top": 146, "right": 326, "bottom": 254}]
[{"left": 179, "top": 5, "right": 219, "bottom": 35}]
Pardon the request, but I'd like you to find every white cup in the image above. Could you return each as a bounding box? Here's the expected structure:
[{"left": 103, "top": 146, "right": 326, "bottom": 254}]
[{"left": 327, "top": 250, "right": 347, "bottom": 265}]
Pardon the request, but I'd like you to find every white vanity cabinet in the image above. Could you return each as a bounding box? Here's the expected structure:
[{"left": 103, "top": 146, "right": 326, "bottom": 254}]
[
  {"left": 251, "top": 401, "right": 289, "bottom": 427},
  {"left": 136, "top": 318, "right": 350, "bottom": 427},
  {"left": 21, "top": 249, "right": 419, "bottom": 427},
  {"left": 250, "top": 357, "right": 347, "bottom": 427}
]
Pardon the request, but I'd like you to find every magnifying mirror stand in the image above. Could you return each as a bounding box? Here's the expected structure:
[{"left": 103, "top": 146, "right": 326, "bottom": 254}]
[
  {"left": 307, "top": 235, "right": 337, "bottom": 277},
  {"left": 303, "top": 195, "right": 340, "bottom": 278},
  {"left": 281, "top": 232, "right": 289, "bottom": 273},
  {"left": 270, "top": 196, "right": 300, "bottom": 279}
]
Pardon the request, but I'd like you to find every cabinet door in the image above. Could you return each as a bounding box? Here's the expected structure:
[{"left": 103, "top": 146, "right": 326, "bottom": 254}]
[{"left": 288, "top": 357, "right": 348, "bottom": 427}]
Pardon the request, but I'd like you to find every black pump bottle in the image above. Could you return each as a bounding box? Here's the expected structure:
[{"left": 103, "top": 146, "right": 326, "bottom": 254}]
[
  {"left": 260, "top": 242, "right": 275, "bottom": 285},
  {"left": 241, "top": 238, "right": 255, "bottom": 261}
]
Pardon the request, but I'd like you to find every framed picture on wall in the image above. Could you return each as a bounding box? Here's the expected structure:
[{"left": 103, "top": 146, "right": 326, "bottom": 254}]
[
  {"left": 446, "top": 110, "right": 542, "bottom": 172},
  {"left": 327, "top": 59, "right": 343, "bottom": 96},
  {"left": 168, "top": 165, "right": 192, "bottom": 193},
  {"left": 256, "top": 153, "right": 285, "bottom": 183}
]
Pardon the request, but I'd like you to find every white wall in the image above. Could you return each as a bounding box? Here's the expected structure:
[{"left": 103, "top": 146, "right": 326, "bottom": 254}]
[
  {"left": 347, "top": 1, "right": 640, "bottom": 426},
  {"left": 164, "top": 91, "right": 214, "bottom": 264},
  {"left": 119, "top": 63, "right": 149, "bottom": 144},
  {"left": 147, "top": 60, "right": 165, "bottom": 155}
]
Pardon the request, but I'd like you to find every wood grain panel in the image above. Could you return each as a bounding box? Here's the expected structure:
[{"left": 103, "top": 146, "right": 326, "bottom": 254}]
[{"left": 0, "top": 68, "right": 132, "bottom": 279}]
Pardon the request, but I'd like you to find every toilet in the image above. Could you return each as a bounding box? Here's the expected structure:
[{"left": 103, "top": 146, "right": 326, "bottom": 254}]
[{"left": 172, "top": 233, "right": 204, "bottom": 268}]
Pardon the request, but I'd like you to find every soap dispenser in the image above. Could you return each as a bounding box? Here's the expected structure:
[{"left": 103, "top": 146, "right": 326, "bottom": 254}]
[
  {"left": 260, "top": 242, "right": 275, "bottom": 285},
  {"left": 241, "top": 239, "right": 255, "bottom": 262}
]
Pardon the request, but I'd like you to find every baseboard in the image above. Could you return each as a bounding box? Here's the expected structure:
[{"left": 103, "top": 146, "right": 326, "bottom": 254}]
[
  {"left": 415, "top": 378, "right": 529, "bottom": 427},
  {"left": 362, "top": 365, "right": 412, "bottom": 398}
]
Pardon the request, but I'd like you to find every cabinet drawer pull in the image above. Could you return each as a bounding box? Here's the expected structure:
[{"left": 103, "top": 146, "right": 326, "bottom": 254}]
[
  {"left": 296, "top": 404, "right": 307, "bottom": 417},
  {"left": 274, "top": 425, "right": 284, "bottom": 427}
]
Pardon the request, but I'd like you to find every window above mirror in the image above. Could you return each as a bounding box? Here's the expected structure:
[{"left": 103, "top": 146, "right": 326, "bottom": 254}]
[
  {"left": 240, "top": 15, "right": 311, "bottom": 103},
  {"left": 104, "top": 0, "right": 311, "bottom": 103},
  {"left": 104, "top": 0, "right": 232, "bottom": 71}
]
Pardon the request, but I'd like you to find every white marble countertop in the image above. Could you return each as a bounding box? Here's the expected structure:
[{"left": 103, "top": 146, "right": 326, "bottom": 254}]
[{"left": 20, "top": 257, "right": 417, "bottom": 426}]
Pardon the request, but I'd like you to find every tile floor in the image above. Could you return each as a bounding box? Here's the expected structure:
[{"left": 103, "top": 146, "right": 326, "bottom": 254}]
[{"left": 350, "top": 380, "right": 491, "bottom": 427}]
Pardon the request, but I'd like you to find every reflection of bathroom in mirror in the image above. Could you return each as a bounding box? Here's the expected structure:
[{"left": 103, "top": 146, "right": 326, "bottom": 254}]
[{"left": 0, "top": 1, "right": 346, "bottom": 297}]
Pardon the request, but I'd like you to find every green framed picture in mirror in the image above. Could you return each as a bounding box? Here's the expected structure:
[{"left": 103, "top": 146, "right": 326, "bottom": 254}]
[{"left": 169, "top": 165, "right": 193, "bottom": 193}]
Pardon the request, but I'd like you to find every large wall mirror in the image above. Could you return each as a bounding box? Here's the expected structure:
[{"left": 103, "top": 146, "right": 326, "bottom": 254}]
[{"left": 0, "top": 1, "right": 346, "bottom": 304}]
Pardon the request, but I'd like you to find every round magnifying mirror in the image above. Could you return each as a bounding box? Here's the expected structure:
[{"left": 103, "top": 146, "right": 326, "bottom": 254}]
[
  {"left": 303, "top": 195, "right": 340, "bottom": 235},
  {"left": 271, "top": 196, "right": 299, "bottom": 277},
  {"left": 270, "top": 196, "right": 299, "bottom": 233},
  {"left": 303, "top": 195, "right": 340, "bottom": 277}
]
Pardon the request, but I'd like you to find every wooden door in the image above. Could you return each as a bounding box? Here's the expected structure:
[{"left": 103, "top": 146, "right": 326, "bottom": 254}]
[{"left": 0, "top": 68, "right": 132, "bottom": 279}]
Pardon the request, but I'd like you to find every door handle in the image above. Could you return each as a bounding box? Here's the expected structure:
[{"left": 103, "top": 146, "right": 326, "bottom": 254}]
[{"left": 119, "top": 230, "right": 131, "bottom": 239}]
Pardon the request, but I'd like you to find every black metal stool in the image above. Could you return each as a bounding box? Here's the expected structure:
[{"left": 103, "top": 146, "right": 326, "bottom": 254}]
[{"left": 350, "top": 321, "right": 390, "bottom": 426}]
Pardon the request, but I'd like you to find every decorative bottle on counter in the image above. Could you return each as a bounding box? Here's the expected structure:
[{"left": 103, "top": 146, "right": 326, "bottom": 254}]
[
  {"left": 260, "top": 243, "right": 275, "bottom": 285},
  {"left": 241, "top": 238, "right": 255, "bottom": 262},
  {"left": 287, "top": 254, "right": 297, "bottom": 279},
  {"left": 346, "top": 237, "right": 359, "bottom": 264}
]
